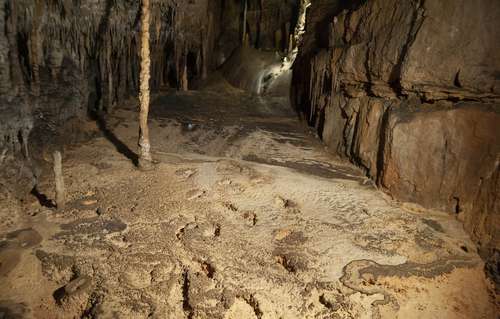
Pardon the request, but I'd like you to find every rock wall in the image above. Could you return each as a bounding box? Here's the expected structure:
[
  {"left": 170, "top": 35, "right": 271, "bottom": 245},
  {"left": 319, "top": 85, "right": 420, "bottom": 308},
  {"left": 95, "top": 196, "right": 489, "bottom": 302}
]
[{"left": 292, "top": 0, "right": 500, "bottom": 280}]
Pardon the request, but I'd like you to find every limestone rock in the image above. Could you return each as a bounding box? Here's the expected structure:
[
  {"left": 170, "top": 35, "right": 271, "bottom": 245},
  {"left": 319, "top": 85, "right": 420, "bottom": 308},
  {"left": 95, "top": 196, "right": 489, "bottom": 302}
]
[{"left": 291, "top": 0, "right": 500, "bottom": 282}]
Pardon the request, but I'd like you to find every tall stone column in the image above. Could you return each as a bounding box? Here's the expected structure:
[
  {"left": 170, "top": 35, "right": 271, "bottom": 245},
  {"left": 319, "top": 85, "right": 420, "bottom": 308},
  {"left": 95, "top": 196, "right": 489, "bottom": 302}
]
[{"left": 138, "top": 0, "right": 153, "bottom": 169}]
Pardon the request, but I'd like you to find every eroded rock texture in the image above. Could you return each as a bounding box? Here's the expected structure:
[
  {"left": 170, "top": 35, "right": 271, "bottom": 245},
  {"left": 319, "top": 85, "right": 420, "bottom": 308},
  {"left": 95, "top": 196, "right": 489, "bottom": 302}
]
[{"left": 292, "top": 0, "right": 500, "bottom": 280}]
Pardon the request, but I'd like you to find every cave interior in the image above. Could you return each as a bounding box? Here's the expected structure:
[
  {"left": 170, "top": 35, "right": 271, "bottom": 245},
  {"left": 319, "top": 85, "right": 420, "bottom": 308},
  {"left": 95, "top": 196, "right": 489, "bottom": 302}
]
[{"left": 0, "top": 0, "right": 499, "bottom": 318}]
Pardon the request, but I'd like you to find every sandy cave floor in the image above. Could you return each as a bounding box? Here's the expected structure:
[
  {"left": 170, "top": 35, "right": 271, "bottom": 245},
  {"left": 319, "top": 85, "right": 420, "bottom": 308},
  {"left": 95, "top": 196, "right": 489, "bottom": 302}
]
[{"left": 0, "top": 87, "right": 498, "bottom": 319}]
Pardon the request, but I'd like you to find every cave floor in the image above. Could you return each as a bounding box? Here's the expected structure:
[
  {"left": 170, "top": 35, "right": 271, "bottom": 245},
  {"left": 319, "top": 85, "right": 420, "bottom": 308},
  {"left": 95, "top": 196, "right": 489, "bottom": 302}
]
[{"left": 0, "top": 87, "right": 497, "bottom": 318}]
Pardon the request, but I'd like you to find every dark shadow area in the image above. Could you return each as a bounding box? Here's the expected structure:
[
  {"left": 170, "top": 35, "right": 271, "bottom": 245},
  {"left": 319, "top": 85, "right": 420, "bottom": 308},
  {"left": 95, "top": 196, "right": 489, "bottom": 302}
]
[
  {"left": 52, "top": 286, "right": 66, "bottom": 305},
  {"left": 31, "top": 187, "right": 56, "bottom": 208},
  {"left": 96, "top": 116, "right": 138, "bottom": 166},
  {"left": 186, "top": 51, "right": 199, "bottom": 81}
]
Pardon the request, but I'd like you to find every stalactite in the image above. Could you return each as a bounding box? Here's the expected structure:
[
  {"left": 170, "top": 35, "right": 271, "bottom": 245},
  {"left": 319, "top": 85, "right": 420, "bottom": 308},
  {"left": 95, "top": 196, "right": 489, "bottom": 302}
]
[
  {"left": 0, "top": 0, "right": 11, "bottom": 96},
  {"left": 29, "top": 0, "right": 43, "bottom": 96},
  {"left": 5, "top": 0, "right": 23, "bottom": 96},
  {"left": 257, "top": 0, "right": 263, "bottom": 48},
  {"left": 242, "top": 0, "right": 248, "bottom": 45},
  {"left": 201, "top": 10, "right": 213, "bottom": 80}
]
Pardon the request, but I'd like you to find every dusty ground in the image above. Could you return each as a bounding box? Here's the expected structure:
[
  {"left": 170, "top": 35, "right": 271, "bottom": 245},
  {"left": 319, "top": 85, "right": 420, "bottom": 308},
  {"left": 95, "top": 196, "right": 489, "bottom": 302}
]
[{"left": 0, "top": 85, "right": 498, "bottom": 318}]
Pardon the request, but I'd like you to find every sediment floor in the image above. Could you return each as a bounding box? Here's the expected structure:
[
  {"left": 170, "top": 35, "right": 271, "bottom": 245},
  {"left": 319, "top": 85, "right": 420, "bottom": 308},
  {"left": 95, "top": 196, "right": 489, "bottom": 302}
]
[{"left": 0, "top": 87, "right": 497, "bottom": 318}]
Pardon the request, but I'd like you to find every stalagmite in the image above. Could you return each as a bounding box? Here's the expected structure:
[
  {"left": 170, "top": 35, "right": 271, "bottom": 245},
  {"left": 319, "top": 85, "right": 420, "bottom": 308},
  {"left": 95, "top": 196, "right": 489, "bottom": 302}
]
[
  {"left": 53, "top": 151, "right": 65, "bottom": 210},
  {"left": 181, "top": 61, "right": 188, "bottom": 91},
  {"left": 21, "top": 122, "right": 32, "bottom": 160},
  {"left": 138, "top": 0, "right": 154, "bottom": 170}
]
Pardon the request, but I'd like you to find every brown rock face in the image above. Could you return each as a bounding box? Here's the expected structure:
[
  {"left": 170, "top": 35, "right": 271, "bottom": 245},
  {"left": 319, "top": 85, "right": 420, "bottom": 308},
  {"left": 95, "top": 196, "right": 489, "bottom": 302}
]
[
  {"left": 381, "top": 104, "right": 500, "bottom": 251},
  {"left": 400, "top": 1, "right": 500, "bottom": 99},
  {"left": 292, "top": 0, "right": 500, "bottom": 282}
]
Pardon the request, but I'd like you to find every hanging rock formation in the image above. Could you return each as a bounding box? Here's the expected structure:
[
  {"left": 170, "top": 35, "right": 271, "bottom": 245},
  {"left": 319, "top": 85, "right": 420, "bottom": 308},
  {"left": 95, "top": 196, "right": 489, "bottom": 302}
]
[
  {"left": 0, "top": 0, "right": 220, "bottom": 122},
  {"left": 292, "top": 0, "right": 500, "bottom": 281}
]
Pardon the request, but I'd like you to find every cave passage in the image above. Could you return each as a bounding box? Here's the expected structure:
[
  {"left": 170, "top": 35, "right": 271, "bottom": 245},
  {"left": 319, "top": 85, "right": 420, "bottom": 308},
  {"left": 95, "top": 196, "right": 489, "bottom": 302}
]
[{"left": 0, "top": 1, "right": 499, "bottom": 318}]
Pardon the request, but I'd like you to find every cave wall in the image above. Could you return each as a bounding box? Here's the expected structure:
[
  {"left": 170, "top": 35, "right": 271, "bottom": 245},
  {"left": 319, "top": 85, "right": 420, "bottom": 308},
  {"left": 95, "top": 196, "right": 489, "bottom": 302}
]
[{"left": 292, "top": 0, "right": 500, "bottom": 273}]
